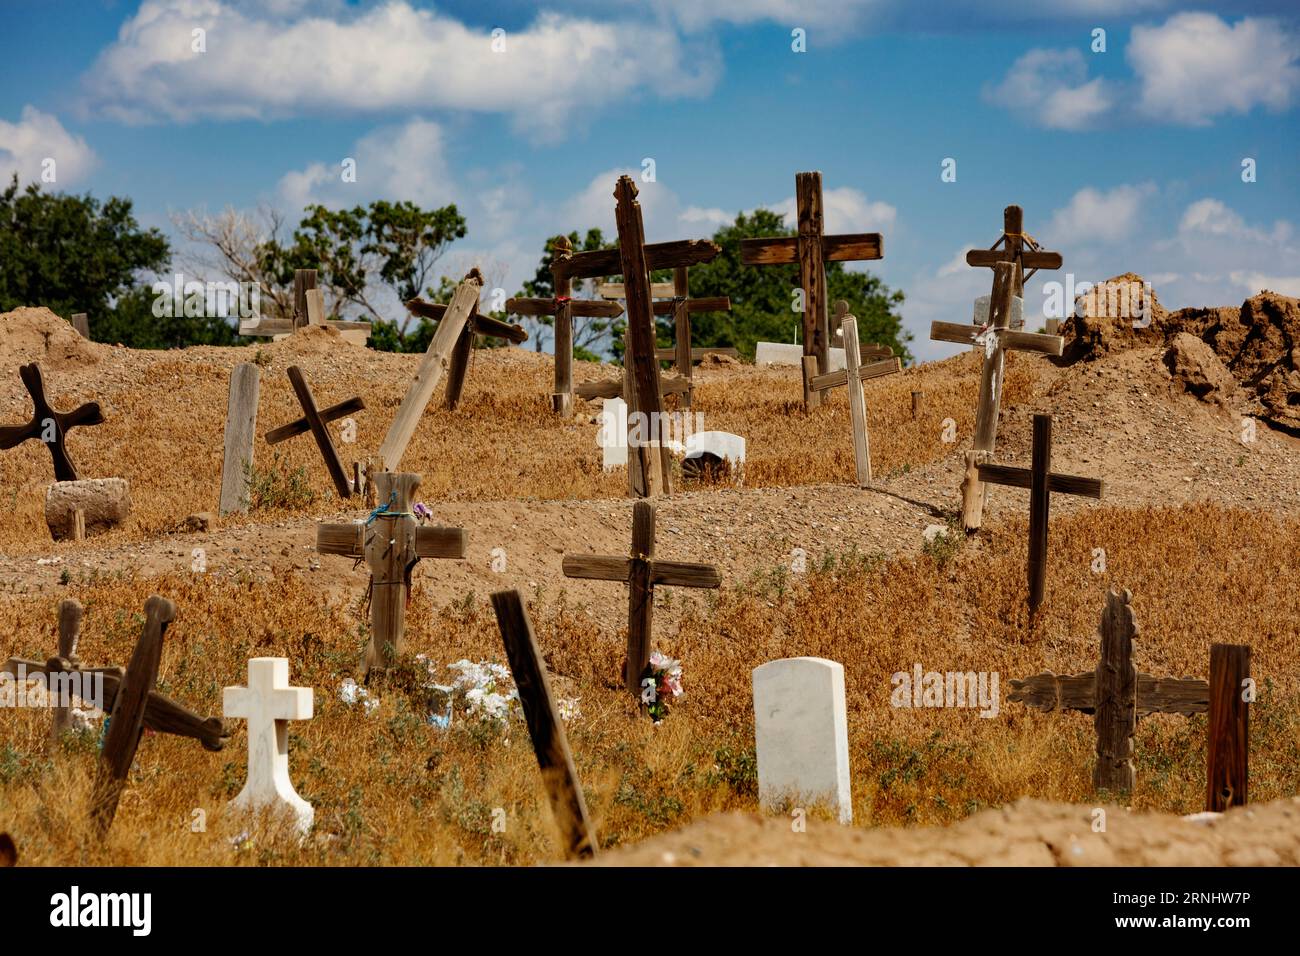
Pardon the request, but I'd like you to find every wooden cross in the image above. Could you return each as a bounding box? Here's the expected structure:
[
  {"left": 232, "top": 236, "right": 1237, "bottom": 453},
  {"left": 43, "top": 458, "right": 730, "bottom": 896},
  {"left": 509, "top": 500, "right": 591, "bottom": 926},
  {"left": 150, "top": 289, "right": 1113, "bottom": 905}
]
[
  {"left": 647, "top": 266, "right": 731, "bottom": 409},
  {"left": 931, "top": 261, "right": 1064, "bottom": 530},
  {"left": 405, "top": 296, "right": 529, "bottom": 411},
  {"left": 2, "top": 597, "right": 228, "bottom": 755},
  {"left": 377, "top": 270, "right": 483, "bottom": 472},
  {"left": 264, "top": 365, "right": 363, "bottom": 500},
  {"left": 490, "top": 589, "right": 596, "bottom": 859},
  {"left": 562, "top": 500, "right": 720, "bottom": 697},
  {"left": 740, "top": 171, "right": 884, "bottom": 389},
  {"left": 316, "top": 471, "right": 466, "bottom": 675},
  {"left": 977, "top": 414, "right": 1103, "bottom": 615},
  {"left": 807, "top": 310, "right": 901, "bottom": 485},
  {"left": 240, "top": 268, "right": 373, "bottom": 344},
  {"left": 0, "top": 363, "right": 104, "bottom": 482},
  {"left": 829, "top": 300, "right": 895, "bottom": 361},
  {"left": 965, "top": 204, "right": 1062, "bottom": 306},
  {"left": 1010, "top": 589, "right": 1249, "bottom": 810}
]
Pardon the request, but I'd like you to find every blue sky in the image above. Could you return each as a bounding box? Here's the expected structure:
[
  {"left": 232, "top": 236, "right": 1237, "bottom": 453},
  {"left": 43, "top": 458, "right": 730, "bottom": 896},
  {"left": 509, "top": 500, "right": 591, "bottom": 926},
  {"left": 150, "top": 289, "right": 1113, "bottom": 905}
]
[{"left": 1, "top": 0, "right": 1297, "bottom": 359}]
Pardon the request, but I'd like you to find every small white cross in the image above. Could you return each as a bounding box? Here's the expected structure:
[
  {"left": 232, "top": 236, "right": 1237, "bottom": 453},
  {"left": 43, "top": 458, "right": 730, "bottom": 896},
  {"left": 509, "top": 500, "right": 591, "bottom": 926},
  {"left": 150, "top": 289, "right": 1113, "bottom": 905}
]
[{"left": 223, "top": 658, "right": 314, "bottom": 835}]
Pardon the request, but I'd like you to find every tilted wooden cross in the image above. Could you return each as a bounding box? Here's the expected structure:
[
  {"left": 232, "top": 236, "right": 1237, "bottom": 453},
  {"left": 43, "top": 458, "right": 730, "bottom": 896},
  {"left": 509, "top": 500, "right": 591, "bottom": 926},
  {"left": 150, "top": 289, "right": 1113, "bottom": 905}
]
[
  {"left": 2, "top": 597, "right": 228, "bottom": 755},
  {"left": 741, "top": 171, "right": 884, "bottom": 403},
  {"left": 316, "top": 471, "right": 466, "bottom": 675},
  {"left": 507, "top": 235, "right": 626, "bottom": 418},
  {"left": 965, "top": 204, "right": 1062, "bottom": 312},
  {"left": 405, "top": 296, "right": 529, "bottom": 411},
  {"left": 264, "top": 366, "right": 364, "bottom": 500},
  {"left": 0, "top": 363, "right": 104, "bottom": 482},
  {"left": 932, "top": 261, "right": 1064, "bottom": 530},
  {"left": 562, "top": 500, "right": 720, "bottom": 697},
  {"left": 1010, "top": 589, "right": 1249, "bottom": 810},
  {"left": 807, "top": 310, "right": 902, "bottom": 485},
  {"left": 977, "top": 414, "right": 1103, "bottom": 615},
  {"left": 829, "top": 300, "right": 895, "bottom": 361},
  {"left": 646, "top": 266, "right": 731, "bottom": 409}
]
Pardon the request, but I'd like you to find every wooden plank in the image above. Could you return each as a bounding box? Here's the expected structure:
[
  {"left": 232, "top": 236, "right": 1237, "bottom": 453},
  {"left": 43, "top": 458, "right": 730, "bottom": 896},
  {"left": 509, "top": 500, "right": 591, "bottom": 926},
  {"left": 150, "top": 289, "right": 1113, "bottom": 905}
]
[
  {"left": 305, "top": 288, "right": 327, "bottom": 326},
  {"left": 444, "top": 324, "right": 474, "bottom": 411},
  {"left": 505, "top": 296, "right": 624, "bottom": 320},
  {"left": 575, "top": 376, "right": 689, "bottom": 400},
  {"left": 802, "top": 354, "right": 820, "bottom": 410},
  {"left": 1094, "top": 588, "right": 1137, "bottom": 792},
  {"left": 673, "top": 267, "right": 693, "bottom": 408},
  {"left": 973, "top": 261, "right": 1015, "bottom": 454},
  {"left": 650, "top": 561, "right": 721, "bottom": 588},
  {"left": 286, "top": 366, "right": 354, "bottom": 499},
  {"left": 966, "top": 249, "right": 1062, "bottom": 270},
  {"left": 960, "top": 450, "right": 989, "bottom": 532},
  {"left": 219, "top": 363, "right": 261, "bottom": 515},
  {"left": 292, "top": 269, "right": 317, "bottom": 327},
  {"left": 69, "top": 313, "right": 89, "bottom": 338},
  {"left": 1003, "top": 329, "right": 1064, "bottom": 356},
  {"left": 552, "top": 237, "right": 575, "bottom": 418},
  {"left": 561, "top": 554, "right": 631, "bottom": 582},
  {"left": 1027, "top": 413, "right": 1051, "bottom": 615},
  {"left": 490, "top": 589, "right": 596, "bottom": 859},
  {"left": 238, "top": 317, "right": 372, "bottom": 337},
  {"left": 555, "top": 238, "right": 721, "bottom": 280},
  {"left": 626, "top": 501, "right": 656, "bottom": 693},
  {"left": 931, "top": 320, "right": 983, "bottom": 347},
  {"left": 364, "top": 472, "right": 419, "bottom": 673},
  {"left": 911, "top": 390, "right": 923, "bottom": 420},
  {"left": 1206, "top": 644, "right": 1250, "bottom": 812},
  {"left": 601, "top": 281, "right": 675, "bottom": 299},
  {"left": 653, "top": 347, "right": 739, "bottom": 361},
  {"left": 808, "top": 356, "right": 902, "bottom": 392},
  {"left": 841, "top": 313, "right": 872, "bottom": 485},
  {"left": 316, "top": 521, "right": 364, "bottom": 558},
  {"left": 797, "top": 172, "right": 829, "bottom": 373},
  {"left": 741, "top": 233, "right": 883, "bottom": 265},
  {"left": 413, "top": 525, "right": 467, "bottom": 560},
  {"left": 651, "top": 295, "right": 731, "bottom": 315},
  {"left": 378, "top": 272, "right": 482, "bottom": 472},
  {"left": 406, "top": 298, "right": 528, "bottom": 344},
  {"left": 1009, "top": 670, "right": 1209, "bottom": 716},
  {"left": 264, "top": 395, "right": 363, "bottom": 444},
  {"left": 90, "top": 595, "right": 173, "bottom": 835},
  {"left": 50, "top": 599, "right": 82, "bottom": 743},
  {"left": 977, "top": 463, "right": 1104, "bottom": 498}
]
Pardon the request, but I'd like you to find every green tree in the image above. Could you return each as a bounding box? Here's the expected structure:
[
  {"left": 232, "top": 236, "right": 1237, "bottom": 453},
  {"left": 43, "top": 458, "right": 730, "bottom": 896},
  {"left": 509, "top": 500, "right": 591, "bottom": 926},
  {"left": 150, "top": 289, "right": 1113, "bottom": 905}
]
[
  {"left": 517, "top": 229, "right": 616, "bottom": 361},
  {"left": 93, "top": 285, "right": 242, "bottom": 349},
  {"left": 0, "top": 175, "right": 175, "bottom": 344}
]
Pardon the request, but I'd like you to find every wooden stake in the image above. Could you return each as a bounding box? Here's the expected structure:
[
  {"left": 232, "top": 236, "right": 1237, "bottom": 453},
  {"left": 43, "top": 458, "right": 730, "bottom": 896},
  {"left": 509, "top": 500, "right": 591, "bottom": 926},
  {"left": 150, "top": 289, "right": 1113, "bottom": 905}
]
[
  {"left": 50, "top": 599, "right": 82, "bottom": 745},
  {"left": 1093, "top": 587, "right": 1137, "bottom": 792},
  {"left": 553, "top": 236, "right": 575, "bottom": 417},
  {"left": 490, "top": 589, "right": 596, "bottom": 859},
  {"left": 70, "top": 313, "right": 89, "bottom": 338},
  {"left": 841, "top": 312, "right": 872, "bottom": 485},
  {"left": 71, "top": 508, "right": 85, "bottom": 542},
  {"left": 1207, "top": 644, "right": 1250, "bottom": 812},
  {"left": 911, "top": 390, "right": 923, "bottom": 421},
  {"left": 673, "top": 267, "right": 693, "bottom": 408},
  {"left": 292, "top": 269, "right": 317, "bottom": 327},
  {"left": 219, "top": 363, "right": 261, "bottom": 515}
]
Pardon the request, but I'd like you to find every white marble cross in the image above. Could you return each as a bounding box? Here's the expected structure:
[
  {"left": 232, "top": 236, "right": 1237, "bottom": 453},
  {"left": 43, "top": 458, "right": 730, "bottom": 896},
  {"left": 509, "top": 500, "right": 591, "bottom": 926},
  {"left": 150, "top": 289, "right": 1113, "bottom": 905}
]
[{"left": 223, "top": 657, "right": 315, "bottom": 835}]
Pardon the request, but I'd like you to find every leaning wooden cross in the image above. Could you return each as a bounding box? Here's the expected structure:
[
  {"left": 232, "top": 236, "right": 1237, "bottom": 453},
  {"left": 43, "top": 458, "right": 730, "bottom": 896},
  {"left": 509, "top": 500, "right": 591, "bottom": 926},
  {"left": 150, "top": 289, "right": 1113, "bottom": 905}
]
[
  {"left": 264, "top": 366, "right": 364, "bottom": 499},
  {"left": 1009, "top": 589, "right": 1249, "bottom": 811},
  {"left": 932, "top": 261, "right": 1064, "bottom": 530},
  {"left": 405, "top": 296, "right": 529, "bottom": 411},
  {"left": 978, "top": 414, "right": 1102, "bottom": 615},
  {"left": 562, "top": 500, "right": 720, "bottom": 698},
  {"left": 316, "top": 471, "right": 466, "bottom": 675},
  {"left": 490, "top": 589, "right": 597, "bottom": 859},
  {"left": 808, "top": 309, "right": 903, "bottom": 485},
  {"left": 741, "top": 171, "right": 884, "bottom": 408},
  {"left": 0, "top": 363, "right": 104, "bottom": 481}
]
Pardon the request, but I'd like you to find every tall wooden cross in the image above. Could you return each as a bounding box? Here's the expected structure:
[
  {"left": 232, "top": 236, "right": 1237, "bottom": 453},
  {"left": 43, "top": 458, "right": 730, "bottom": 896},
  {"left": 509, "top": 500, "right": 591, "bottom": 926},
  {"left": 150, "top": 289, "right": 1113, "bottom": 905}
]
[
  {"left": 740, "top": 171, "right": 884, "bottom": 393},
  {"left": 931, "top": 261, "right": 1064, "bottom": 530},
  {"left": 2, "top": 597, "right": 228, "bottom": 754},
  {"left": 977, "top": 414, "right": 1103, "bottom": 615},
  {"left": 316, "top": 471, "right": 466, "bottom": 675},
  {"left": 405, "top": 296, "right": 529, "bottom": 411},
  {"left": 264, "top": 365, "right": 364, "bottom": 499},
  {"left": 1010, "top": 589, "right": 1249, "bottom": 810},
  {"left": 807, "top": 310, "right": 902, "bottom": 485},
  {"left": 965, "top": 204, "right": 1062, "bottom": 307},
  {"left": 562, "top": 500, "right": 720, "bottom": 697},
  {"left": 0, "top": 363, "right": 104, "bottom": 481}
]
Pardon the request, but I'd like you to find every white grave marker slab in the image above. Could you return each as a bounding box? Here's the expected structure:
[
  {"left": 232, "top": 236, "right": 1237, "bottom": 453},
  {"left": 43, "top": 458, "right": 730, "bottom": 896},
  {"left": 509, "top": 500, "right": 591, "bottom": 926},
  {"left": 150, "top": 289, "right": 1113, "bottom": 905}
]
[
  {"left": 599, "top": 396, "right": 628, "bottom": 470},
  {"left": 223, "top": 657, "right": 315, "bottom": 835},
  {"left": 684, "top": 431, "right": 746, "bottom": 465},
  {"left": 973, "top": 293, "right": 1024, "bottom": 330},
  {"left": 755, "top": 342, "right": 852, "bottom": 371},
  {"left": 752, "top": 656, "right": 852, "bottom": 824}
]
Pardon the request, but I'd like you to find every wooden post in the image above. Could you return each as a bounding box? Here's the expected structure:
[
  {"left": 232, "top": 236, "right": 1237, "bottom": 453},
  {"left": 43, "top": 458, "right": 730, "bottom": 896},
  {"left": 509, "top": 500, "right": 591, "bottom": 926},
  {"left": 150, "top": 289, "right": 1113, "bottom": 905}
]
[
  {"left": 840, "top": 312, "right": 872, "bottom": 485},
  {"left": 1093, "top": 588, "right": 1138, "bottom": 792},
  {"left": 70, "top": 313, "right": 89, "bottom": 338},
  {"left": 1206, "top": 644, "right": 1250, "bottom": 812},
  {"left": 0, "top": 363, "right": 104, "bottom": 482},
  {"left": 220, "top": 362, "right": 261, "bottom": 515},
  {"left": 444, "top": 324, "right": 475, "bottom": 412},
  {"left": 911, "top": 390, "right": 923, "bottom": 421},
  {"left": 71, "top": 508, "right": 85, "bottom": 542},
  {"left": 553, "top": 236, "right": 575, "bottom": 417},
  {"left": 292, "top": 269, "right": 317, "bottom": 327},
  {"left": 285, "top": 365, "right": 355, "bottom": 499},
  {"left": 90, "top": 595, "right": 173, "bottom": 835},
  {"left": 50, "top": 599, "right": 83, "bottom": 744},
  {"left": 801, "top": 355, "right": 821, "bottom": 410},
  {"left": 673, "top": 267, "right": 693, "bottom": 408},
  {"left": 490, "top": 589, "right": 597, "bottom": 859},
  {"left": 378, "top": 271, "right": 483, "bottom": 472}
]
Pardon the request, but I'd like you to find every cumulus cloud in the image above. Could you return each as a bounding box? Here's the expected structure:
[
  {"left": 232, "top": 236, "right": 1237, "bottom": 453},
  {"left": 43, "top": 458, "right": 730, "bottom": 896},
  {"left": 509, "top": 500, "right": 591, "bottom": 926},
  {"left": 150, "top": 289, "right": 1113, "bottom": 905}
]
[
  {"left": 0, "top": 106, "right": 97, "bottom": 187},
  {"left": 767, "top": 186, "right": 897, "bottom": 235},
  {"left": 84, "top": 0, "right": 719, "bottom": 139},
  {"left": 1128, "top": 13, "right": 1300, "bottom": 125},
  {"left": 983, "top": 48, "right": 1113, "bottom": 130},
  {"left": 1046, "top": 184, "right": 1155, "bottom": 244}
]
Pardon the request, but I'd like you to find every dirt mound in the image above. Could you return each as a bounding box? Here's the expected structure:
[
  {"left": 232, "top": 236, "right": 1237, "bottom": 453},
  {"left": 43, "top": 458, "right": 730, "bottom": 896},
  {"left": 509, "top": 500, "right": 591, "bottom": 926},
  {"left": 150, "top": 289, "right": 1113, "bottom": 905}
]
[
  {"left": 265, "top": 324, "right": 348, "bottom": 357},
  {"left": 591, "top": 797, "right": 1300, "bottom": 866},
  {"left": 1164, "top": 332, "right": 1236, "bottom": 404},
  {"left": 0, "top": 307, "right": 102, "bottom": 369}
]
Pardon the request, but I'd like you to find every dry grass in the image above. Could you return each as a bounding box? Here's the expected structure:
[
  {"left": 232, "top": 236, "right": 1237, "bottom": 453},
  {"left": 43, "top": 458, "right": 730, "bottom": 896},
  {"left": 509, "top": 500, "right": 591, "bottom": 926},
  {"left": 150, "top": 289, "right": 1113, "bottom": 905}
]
[{"left": 2, "top": 503, "right": 1297, "bottom": 865}]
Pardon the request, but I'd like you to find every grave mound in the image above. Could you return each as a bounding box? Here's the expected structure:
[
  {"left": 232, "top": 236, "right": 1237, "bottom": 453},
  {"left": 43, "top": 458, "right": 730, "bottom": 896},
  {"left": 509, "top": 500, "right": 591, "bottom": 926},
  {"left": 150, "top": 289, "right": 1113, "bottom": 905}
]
[{"left": 0, "top": 306, "right": 102, "bottom": 369}]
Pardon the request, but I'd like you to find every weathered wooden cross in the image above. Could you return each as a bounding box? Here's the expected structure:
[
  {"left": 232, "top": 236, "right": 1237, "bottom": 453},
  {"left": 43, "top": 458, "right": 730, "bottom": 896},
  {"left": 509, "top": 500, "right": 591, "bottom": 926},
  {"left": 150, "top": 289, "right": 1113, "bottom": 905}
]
[
  {"left": 2, "top": 597, "right": 228, "bottom": 757},
  {"left": 264, "top": 365, "right": 364, "bottom": 500},
  {"left": 965, "top": 204, "right": 1062, "bottom": 309},
  {"left": 562, "top": 500, "right": 720, "bottom": 697},
  {"left": 740, "top": 171, "right": 885, "bottom": 402},
  {"left": 1010, "top": 588, "right": 1249, "bottom": 811},
  {"left": 316, "top": 471, "right": 466, "bottom": 675},
  {"left": 490, "top": 589, "right": 596, "bottom": 859},
  {"left": 0, "top": 363, "right": 104, "bottom": 481},
  {"left": 239, "top": 268, "right": 373, "bottom": 344},
  {"left": 829, "top": 300, "right": 896, "bottom": 361},
  {"left": 405, "top": 295, "right": 529, "bottom": 411},
  {"left": 977, "top": 414, "right": 1103, "bottom": 615},
  {"left": 645, "top": 266, "right": 731, "bottom": 409},
  {"left": 932, "top": 261, "right": 1064, "bottom": 530}
]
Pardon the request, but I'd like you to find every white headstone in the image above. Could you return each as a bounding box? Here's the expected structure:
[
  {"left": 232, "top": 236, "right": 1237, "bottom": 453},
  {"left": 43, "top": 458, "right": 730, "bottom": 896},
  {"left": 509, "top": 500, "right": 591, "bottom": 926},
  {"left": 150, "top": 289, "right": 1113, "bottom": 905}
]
[
  {"left": 755, "top": 342, "right": 851, "bottom": 371},
  {"left": 684, "top": 430, "right": 746, "bottom": 465},
  {"left": 223, "top": 657, "right": 315, "bottom": 835},
  {"left": 599, "top": 397, "right": 628, "bottom": 471},
  {"left": 752, "top": 657, "right": 852, "bottom": 824},
  {"left": 973, "top": 293, "right": 1024, "bottom": 329}
]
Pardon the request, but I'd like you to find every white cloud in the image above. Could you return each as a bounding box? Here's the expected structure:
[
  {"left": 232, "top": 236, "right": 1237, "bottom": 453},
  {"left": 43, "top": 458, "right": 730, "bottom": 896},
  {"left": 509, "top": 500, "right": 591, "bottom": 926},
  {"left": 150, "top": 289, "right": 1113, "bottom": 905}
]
[
  {"left": 0, "top": 106, "right": 97, "bottom": 187},
  {"left": 1229, "top": 271, "right": 1300, "bottom": 298},
  {"left": 84, "top": 0, "right": 719, "bottom": 138},
  {"left": 1128, "top": 13, "right": 1300, "bottom": 125},
  {"left": 1047, "top": 184, "right": 1154, "bottom": 243},
  {"left": 767, "top": 186, "right": 897, "bottom": 235},
  {"left": 983, "top": 48, "right": 1113, "bottom": 130},
  {"left": 1177, "top": 198, "right": 1290, "bottom": 244}
]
